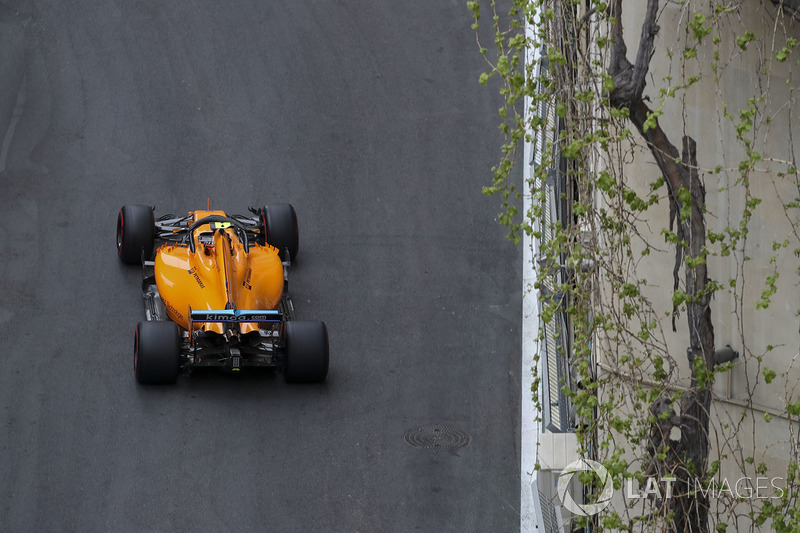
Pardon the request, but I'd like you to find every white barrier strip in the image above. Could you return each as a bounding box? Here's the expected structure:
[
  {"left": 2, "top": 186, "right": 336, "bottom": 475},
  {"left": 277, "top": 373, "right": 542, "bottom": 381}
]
[{"left": 521, "top": 9, "right": 544, "bottom": 532}]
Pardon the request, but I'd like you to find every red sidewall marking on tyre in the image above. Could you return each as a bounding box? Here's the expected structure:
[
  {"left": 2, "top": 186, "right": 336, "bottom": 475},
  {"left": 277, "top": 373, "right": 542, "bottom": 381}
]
[
  {"left": 117, "top": 210, "right": 123, "bottom": 256},
  {"left": 134, "top": 326, "right": 139, "bottom": 376}
]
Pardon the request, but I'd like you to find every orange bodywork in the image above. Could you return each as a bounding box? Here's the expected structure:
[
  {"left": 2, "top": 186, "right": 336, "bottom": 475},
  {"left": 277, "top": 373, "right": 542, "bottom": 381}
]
[{"left": 155, "top": 210, "right": 284, "bottom": 334}]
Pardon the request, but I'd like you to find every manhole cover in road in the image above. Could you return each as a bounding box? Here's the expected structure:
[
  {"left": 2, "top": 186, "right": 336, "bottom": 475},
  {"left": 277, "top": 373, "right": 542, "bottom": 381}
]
[{"left": 403, "top": 424, "right": 471, "bottom": 453}]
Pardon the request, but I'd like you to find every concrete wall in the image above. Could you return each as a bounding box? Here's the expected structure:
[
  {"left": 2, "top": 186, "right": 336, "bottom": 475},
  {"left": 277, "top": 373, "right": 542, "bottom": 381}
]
[
  {"left": 533, "top": 1, "right": 800, "bottom": 530},
  {"left": 595, "top": 0, "right": 800, "bottom": 528}
]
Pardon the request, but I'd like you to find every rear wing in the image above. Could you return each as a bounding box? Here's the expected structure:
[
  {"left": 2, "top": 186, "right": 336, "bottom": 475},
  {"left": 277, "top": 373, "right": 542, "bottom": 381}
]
[{"left": 189, "top": 309, "right": 283, "bottom": 327}]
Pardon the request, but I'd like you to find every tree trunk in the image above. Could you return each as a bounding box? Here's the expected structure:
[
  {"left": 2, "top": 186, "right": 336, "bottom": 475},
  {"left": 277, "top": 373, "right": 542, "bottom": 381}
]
[{"left": 607, "top": 2, "right": 715, "bottom": 531}]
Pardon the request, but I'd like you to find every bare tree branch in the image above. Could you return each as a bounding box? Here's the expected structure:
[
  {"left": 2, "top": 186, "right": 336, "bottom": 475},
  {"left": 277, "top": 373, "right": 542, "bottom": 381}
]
[{"left": 609, "top": 0, "right": 660, "bottom": 108}]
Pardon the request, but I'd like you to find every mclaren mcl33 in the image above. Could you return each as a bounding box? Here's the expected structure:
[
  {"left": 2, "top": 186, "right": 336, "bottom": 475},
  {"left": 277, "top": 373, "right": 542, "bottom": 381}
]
[{"left": 116, "top": 204, "right": 329, "bottom": 384}]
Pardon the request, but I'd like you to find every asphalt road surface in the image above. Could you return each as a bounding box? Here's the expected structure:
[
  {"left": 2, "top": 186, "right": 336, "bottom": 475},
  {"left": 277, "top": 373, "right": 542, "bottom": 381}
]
[{"left": 0, "top": 2, "right": 521, "bottom": 531}]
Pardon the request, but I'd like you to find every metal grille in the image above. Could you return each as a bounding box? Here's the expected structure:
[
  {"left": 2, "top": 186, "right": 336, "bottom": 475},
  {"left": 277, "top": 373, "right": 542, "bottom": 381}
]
[
  {"left": 543, "top": 306, "right": 561, "bottom": 430},
  {"left": 539, "top": 488, "right": 561, "bottom": 532},
  {"left": 532, "top": 40, "right": 574, "bottom": 435}
]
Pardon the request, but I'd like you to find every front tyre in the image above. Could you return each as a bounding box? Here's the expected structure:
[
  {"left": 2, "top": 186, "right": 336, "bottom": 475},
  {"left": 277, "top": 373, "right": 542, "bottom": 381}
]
[
  {"left": 284, "top": 320, "right": 329, "bottom": 383},
  {"left": 117, "top": 205, "right": 155, "bottom": 264},
  {"left": 135, "top": 321, "right": 181, "bottom": 385}
]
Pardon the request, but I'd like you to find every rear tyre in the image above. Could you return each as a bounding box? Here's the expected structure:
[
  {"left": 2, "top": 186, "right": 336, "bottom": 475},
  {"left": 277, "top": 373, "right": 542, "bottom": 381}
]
[
  {"left": 117, "top": 205, "right": 155, "bottom": 264},
  {"left": 284, "top": 320, "right": 329, "bottom": 383},
  {"left": 260, "top": 204, "right": 299, "bottom": 261},
  {"left": 135, "top": 321, "right": 181, "bottom": 385}
]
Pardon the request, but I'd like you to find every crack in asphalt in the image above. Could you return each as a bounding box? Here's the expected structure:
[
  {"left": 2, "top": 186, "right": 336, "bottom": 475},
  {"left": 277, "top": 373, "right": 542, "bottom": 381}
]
[{"left": 0, "top": 73, "right": 25, "bottom": 173}]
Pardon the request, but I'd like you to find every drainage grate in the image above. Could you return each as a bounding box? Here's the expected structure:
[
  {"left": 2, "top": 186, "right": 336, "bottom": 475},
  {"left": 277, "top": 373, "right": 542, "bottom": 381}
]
[{"left": 403, "top": 424, "right": 471, "bottom": 453}]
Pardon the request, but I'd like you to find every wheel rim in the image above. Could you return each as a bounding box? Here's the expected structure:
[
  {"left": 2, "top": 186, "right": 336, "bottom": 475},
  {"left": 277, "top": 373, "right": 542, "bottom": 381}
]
[{"left": 260, "top": 210, "right": 267, "bottom": 245}]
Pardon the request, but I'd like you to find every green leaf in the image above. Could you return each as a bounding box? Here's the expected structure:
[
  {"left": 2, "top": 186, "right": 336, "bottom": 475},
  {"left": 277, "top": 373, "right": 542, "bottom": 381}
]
[
  {"left": 496, "top": 55, "right": 510, "bottom": 76},
  {"left": 672, "top": 290, "right": 688, "bottom": 308},
  {"left": 621, "top": 283, "right": 639, "bottom": 298},
  {"left": 737, "top": 30, "right": 755, "bottom": 51}
]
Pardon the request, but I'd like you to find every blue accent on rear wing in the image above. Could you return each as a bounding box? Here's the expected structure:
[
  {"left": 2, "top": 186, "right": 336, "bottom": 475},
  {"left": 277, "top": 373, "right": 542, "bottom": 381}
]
[{"left": 190, "top": 309, "right": 283, "bottom": 323}]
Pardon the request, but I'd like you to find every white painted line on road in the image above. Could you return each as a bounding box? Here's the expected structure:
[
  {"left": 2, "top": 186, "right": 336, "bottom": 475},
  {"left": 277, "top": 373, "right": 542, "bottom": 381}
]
[{"left": 0, "top": 74, "right": 26, "bottom": 174}]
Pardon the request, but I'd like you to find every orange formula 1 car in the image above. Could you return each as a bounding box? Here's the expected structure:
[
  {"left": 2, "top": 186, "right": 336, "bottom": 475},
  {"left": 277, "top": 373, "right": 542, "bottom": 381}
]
[{"left": 116, "top": 204, "right": 329, "bottom": 385}]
